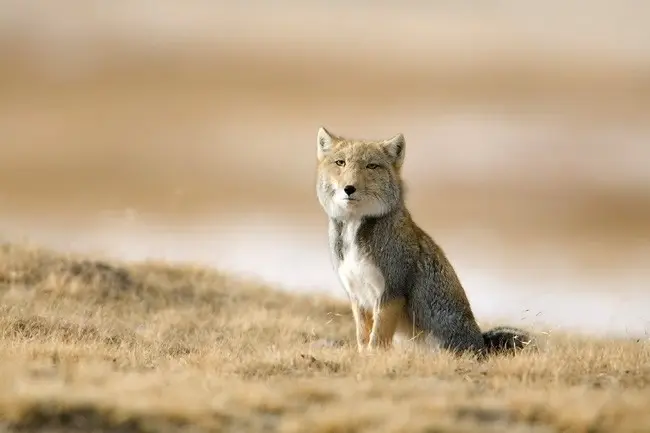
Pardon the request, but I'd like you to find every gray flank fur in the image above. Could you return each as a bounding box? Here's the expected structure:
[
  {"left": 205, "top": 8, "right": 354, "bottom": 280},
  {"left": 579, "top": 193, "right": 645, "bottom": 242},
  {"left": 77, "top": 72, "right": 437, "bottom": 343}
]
[{"left": 330, "top": 210, "right": 532, "bottom": 357}]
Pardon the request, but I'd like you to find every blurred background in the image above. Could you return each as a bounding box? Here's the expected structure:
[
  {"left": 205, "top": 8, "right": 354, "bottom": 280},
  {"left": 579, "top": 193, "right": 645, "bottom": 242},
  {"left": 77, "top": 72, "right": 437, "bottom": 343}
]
[{"left": 1, "top": 0, "right": 649, "bottom": 336}]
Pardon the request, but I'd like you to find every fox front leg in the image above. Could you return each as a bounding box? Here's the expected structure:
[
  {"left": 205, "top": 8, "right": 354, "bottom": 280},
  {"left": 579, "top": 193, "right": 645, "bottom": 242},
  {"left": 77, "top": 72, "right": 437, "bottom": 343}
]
[
  {"left": 368, "top": 298, "right": 405, "bottom": 351},
  {"left": 350, "top": 299, "right": 373, "bottom": 352}
]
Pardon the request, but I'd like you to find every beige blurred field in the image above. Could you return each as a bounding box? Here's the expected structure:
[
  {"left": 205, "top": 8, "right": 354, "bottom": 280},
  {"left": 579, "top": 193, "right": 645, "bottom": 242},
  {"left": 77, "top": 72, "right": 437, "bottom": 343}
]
[
  {"left": 1, "top": 3, "right": 650, "bottom": 431},
  {"left": 0, "top": 0, "right": 649, "bottom": 317},
  {"left": 2, "top": 2, "right": 650, "bottom": 241}
]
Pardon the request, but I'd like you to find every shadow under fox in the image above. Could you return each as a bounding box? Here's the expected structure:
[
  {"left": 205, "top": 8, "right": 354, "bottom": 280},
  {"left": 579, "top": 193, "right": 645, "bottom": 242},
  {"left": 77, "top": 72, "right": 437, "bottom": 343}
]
[{"left": 315, "top": 127, "right": 533, "bottom": 358}]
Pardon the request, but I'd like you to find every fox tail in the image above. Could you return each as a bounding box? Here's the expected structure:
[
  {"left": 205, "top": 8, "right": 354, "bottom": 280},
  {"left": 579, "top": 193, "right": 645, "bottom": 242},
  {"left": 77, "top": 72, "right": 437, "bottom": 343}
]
[{"left": 482, "top": 326, "right": 535, "bottom": 356}]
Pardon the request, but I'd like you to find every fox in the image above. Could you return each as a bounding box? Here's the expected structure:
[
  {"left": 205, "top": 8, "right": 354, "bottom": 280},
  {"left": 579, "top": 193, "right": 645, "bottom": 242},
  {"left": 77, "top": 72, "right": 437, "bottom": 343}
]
[{"left": 315, "top": 126, "right": 534, "bottom": 358}]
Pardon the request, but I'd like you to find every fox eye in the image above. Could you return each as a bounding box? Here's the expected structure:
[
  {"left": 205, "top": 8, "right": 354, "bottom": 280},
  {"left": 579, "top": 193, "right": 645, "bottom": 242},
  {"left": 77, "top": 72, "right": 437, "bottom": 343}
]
[
  {"left": 366, "top": 163, "right": 379, "bottom": 169},
  {"left": 335, "top": 160, "right": 346, "bottom": 167}
]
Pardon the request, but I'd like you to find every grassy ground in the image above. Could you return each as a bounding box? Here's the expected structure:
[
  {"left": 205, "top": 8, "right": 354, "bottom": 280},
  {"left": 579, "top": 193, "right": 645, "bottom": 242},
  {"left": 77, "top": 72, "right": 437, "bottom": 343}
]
[{"left": 0, "top": 243, "right": 649, "bottom": 432}]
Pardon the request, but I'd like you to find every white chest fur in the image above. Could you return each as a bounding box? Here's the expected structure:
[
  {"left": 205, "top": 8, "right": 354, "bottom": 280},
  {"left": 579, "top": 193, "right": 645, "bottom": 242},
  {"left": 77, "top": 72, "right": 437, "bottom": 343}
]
[{"left": 336, "top": 220, "right": 386, "bottom": 309}]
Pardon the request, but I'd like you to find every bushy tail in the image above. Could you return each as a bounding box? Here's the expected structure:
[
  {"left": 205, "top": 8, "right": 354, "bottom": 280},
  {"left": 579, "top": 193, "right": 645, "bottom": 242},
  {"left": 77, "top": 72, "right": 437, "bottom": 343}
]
[{"left": 481, "top": 326, "right": 535, "bottom": 356}]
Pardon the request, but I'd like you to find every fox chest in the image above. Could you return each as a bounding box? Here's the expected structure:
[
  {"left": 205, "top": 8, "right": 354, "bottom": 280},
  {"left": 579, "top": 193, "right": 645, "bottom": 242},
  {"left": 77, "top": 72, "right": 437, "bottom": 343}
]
[{"left": 336, "top": 244, "right": 386, "bottom": 309}]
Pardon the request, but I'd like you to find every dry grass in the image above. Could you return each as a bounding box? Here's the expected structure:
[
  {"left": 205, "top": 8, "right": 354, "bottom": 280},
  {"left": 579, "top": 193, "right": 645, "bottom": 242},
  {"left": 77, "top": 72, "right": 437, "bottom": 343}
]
[{"left": 0, "top": 243, "right": 649, "bottom": 433}]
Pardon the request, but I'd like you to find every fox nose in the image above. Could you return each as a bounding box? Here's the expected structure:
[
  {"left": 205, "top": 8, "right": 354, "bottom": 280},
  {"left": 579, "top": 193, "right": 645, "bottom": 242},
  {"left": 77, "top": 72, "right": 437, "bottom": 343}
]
[{"left": 343, "top": 185, "right": 356, "bottom": 196}]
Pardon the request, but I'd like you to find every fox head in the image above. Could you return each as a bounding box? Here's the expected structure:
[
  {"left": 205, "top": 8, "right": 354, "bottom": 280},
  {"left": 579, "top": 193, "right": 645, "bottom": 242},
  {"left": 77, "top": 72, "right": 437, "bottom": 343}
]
[{"left": 316, "top": 127, "right": 406, "bottom": 219}]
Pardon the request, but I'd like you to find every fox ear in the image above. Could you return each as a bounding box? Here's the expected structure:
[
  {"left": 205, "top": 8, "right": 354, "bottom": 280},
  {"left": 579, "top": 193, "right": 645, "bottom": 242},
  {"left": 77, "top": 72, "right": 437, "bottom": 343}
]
[
  {"left": 382, "top": 133, "right": 406, "bottom": 167},
  {"left": 317, "top": 126, "right": 335, "bottom": 160}
]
